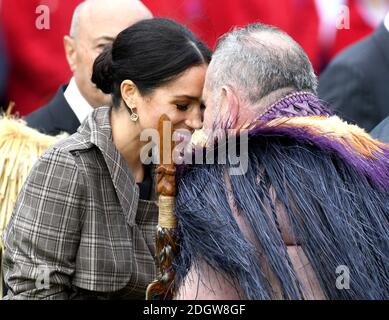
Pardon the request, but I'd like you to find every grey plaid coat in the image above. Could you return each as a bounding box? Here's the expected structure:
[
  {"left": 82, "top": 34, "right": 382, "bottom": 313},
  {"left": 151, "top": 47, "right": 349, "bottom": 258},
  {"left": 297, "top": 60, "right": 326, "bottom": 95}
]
[{"left": 2, "top": 107, "right": 159, "bottom": 299}]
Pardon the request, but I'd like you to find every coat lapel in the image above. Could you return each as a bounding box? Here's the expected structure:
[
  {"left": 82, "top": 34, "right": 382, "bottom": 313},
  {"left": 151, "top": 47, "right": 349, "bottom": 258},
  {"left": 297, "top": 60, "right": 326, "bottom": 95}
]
[
  {"left": 88, "top": 107, "right": 139, "bottom": 226},
  {"left": 50, "top": 85, "right": 81, "bottom": 134}
]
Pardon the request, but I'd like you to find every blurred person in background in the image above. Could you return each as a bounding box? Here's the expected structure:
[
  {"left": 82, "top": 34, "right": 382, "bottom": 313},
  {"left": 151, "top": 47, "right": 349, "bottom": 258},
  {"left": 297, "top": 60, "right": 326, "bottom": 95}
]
[
  {"left": 0, "top": 0, "right": 82, "bottom": 116},
  {"left": 3, "top": 0, "right": 386, "bottom": 115},
  {"left": 318, "top": 10, "right": 389, "bottom": 131},
  {"left": 316, "top": 0, "right": 388, "bottom": 68},
  {"left": 25, "top": 0, "right": 153, "bottom": 135}
]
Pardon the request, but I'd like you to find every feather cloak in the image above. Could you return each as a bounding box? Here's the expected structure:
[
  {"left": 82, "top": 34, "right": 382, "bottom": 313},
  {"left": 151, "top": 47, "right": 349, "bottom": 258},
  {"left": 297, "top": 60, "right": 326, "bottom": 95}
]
[{"left": 173, "top": 92, "right": 389, "bottom": 299}]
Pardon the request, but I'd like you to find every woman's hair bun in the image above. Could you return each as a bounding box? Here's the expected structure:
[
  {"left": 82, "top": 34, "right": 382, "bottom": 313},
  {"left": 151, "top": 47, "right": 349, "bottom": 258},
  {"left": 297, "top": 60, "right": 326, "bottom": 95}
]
[{"left": 91, "top": 45, "right": 114, "bottom": 94}]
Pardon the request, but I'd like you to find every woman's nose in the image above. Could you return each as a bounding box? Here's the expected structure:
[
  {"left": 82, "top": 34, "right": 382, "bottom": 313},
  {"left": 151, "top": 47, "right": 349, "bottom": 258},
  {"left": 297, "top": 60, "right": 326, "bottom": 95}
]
[{"left": 185, "top": 108, "right": 203, "bottom": 130}]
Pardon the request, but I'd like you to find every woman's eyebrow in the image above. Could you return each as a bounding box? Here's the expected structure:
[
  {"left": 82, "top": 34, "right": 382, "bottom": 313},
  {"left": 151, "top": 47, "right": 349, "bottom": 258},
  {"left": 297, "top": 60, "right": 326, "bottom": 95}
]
[
  {"left": 173, "top": 95, "right": 200, "bottom": 101},
  {"left": 173, "top": 95, "right": 206, "bottom": 106}
]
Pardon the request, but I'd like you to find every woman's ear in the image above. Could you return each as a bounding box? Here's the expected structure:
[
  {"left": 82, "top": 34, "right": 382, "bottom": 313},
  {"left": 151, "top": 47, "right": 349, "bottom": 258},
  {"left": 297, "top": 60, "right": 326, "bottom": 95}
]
[
  {"left": 120, "top": 80, "right": 138, "bottom": 107},
  {"left": 221, "top": 85, "right": 239, "bottom": 129}
]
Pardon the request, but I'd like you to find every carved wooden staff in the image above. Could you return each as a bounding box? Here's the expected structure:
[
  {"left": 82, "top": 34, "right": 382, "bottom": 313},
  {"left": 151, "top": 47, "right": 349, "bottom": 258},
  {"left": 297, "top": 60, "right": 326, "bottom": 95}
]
[{"left": 146, "top": 114, "right": 179, "bottom": 300}]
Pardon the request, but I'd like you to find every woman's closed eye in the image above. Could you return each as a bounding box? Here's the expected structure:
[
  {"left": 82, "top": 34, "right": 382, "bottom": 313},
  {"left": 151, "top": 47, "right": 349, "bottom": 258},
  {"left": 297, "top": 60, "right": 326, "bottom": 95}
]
[
  {"left": 176, "top": 103, "right": 206, "bottom": 112},
  {"left": 176, "top": 104, "right": 190, "bottom": 111}
]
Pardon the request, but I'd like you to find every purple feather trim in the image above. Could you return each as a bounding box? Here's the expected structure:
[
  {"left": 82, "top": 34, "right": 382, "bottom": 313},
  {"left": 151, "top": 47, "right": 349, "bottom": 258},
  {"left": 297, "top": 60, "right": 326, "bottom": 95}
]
[
  {"left": 258, "top": 91, "right": 332, "bottom": 121},
  {"left": 236, "top": 92, "right": 389, "bottom": 189},
  {"left": 249, "top": 124, "right": 389, "bottom": 190}
]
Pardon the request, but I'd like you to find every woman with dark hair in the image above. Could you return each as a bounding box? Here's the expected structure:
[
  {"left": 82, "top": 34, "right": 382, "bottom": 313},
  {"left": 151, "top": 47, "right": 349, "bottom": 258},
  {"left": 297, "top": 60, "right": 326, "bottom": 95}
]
[{"left": 2, "top": 18, "right": 211, "bottom": 299}]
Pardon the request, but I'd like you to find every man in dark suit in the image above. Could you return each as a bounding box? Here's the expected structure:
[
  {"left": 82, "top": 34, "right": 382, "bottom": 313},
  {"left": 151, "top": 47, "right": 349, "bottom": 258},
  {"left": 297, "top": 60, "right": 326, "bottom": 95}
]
[
  {"left": 25, "top": 85, "right": 80, "bottom": 135},
  {"left": 318, "top": 13, "right": 389, "bottom": 132},
  {"left": 371, "top": 116, "right": 389, "bottom": 143},
  {"left": 25, "top": 0, "right": 152, "bottom": 135}
]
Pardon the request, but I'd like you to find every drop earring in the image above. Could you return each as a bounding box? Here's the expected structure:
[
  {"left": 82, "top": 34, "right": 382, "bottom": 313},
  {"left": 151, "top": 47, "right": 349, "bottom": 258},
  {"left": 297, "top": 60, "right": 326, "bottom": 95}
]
[
  {"left": 126, "top": 101, "right": 139, "bottom": 122},
  {"left": 129, "top": 108, "right": 139, "bottom": 122}
]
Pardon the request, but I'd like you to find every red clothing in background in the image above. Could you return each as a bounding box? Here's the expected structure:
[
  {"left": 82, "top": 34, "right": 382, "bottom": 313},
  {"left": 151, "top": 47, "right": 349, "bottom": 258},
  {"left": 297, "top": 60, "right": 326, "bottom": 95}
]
[
  {"left": 330, "top": 0, "right": 375, "bottom": 59},
  {"left": 144, "top": 0, "right": 383, "bottom": 73},
  {"left": 2, "top": 0, "right": 383, "bottom": 115},
  {"left": 144, "top": 0, "right": 321, "bottom": 70},
  {"left": 1, "top": 0, "right": 81, "bottom": 116},
  {"left": 202, "top": 0, "right": 321, "bottom": 71}
]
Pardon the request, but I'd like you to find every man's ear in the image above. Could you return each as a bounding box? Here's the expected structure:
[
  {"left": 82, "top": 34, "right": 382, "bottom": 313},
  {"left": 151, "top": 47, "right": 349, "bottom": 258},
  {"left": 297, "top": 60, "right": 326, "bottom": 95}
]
[
  {"left": 221, "top": 85, "right": 239, "bottom": 128},
  {"left": 64, "top": 36, "right": 77, "bottom": 72}
]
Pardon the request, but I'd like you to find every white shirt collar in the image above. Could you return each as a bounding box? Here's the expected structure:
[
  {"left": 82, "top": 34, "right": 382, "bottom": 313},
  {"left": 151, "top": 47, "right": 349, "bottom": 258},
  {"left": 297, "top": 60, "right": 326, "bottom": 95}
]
[
  {"left": 64, "top": 77, "right": 94, "bottom": 124},
  {"left": 385, "top": 12, "right": 389, "bottom": 33}
]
